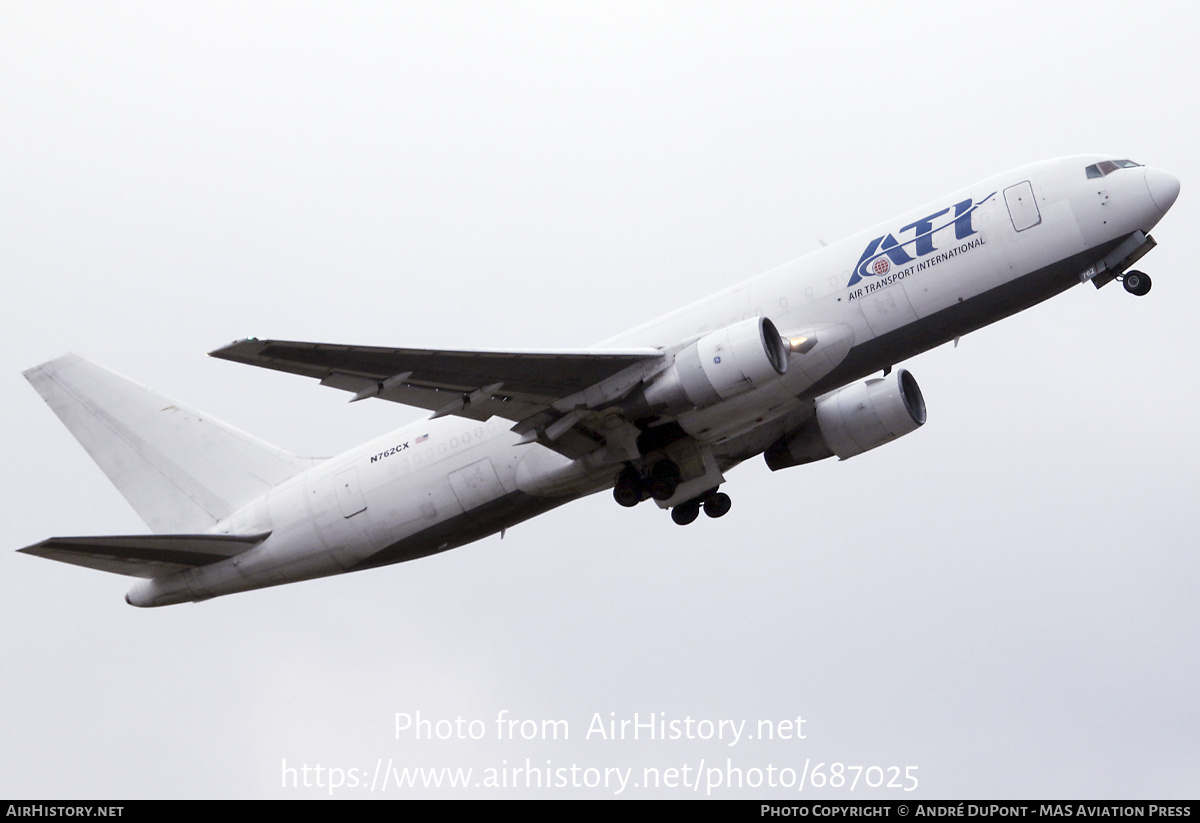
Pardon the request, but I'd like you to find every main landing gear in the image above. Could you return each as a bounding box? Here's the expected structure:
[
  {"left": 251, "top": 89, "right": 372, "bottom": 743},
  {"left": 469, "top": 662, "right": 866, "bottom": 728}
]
[
  {"left": 613, "top": 459, "right": 682, "bottom": 507},
  {"left": 611, "top": 460, "right": 732, "bottom": 525},
  {"left": 1121, "top": 270, "right": 1152, "bottom": 296},
  {"left": 613, "top": 466, "right": 644, "bottom": 508},
  {"left": 670, "top": 489, "right": 731, "bottom": 526}
]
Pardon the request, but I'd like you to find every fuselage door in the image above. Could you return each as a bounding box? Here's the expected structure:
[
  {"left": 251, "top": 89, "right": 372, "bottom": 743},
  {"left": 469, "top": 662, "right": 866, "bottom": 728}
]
[
  {"left": 334, "top": 467, "right": 367, "bottom": 518},
  {"left": 1004, "top": 181, "right": 1042, "bottom": 231}
]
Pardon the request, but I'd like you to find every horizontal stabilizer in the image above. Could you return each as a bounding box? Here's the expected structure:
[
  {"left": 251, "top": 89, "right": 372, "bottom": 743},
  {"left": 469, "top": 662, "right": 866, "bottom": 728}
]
[{"left": 18, "top": 533, "right": 270, "bottom": 579}]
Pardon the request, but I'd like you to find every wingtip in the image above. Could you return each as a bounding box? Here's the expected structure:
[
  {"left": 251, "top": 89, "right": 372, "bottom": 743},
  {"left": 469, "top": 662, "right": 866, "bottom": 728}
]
[{"left": 207, "top": 338, "right": 259, "bottom": 359}]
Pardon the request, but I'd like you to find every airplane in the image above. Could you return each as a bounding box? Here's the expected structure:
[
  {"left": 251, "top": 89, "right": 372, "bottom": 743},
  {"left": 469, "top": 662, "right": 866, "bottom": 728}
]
[{"left": 19, "top": 155, "right": 1180, "bottom": 607}]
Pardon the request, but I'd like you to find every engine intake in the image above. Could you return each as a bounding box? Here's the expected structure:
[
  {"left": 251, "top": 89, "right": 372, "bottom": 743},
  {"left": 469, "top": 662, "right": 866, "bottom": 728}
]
[
  {"left": 765, "top": 369, "right": 926, "bottom": 470},
  {"left": 625, "top": 316, "right": 788, "bottom": 418}
]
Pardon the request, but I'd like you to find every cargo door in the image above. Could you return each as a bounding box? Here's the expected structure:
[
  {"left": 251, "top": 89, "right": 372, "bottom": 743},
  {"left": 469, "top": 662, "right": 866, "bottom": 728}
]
[{"left": 1004, "top": 181, "right": 1042, "bottom": 231}]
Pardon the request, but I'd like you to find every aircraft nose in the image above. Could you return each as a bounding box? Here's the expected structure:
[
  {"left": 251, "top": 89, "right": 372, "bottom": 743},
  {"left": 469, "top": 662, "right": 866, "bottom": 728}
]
[{"left": 1144, "top": 167, "right": 1181, "bottom": 215}]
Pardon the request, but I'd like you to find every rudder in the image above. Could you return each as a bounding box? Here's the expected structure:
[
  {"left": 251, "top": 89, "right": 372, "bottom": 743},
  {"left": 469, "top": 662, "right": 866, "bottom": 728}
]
[{"left": 24, "top": 354, "right": 320, "bottom": 533}]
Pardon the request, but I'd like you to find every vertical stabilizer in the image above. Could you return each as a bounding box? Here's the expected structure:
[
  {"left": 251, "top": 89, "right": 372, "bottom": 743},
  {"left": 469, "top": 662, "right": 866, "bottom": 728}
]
[{"left": 24, "top": 354, "right": 320, "bottom": 533}]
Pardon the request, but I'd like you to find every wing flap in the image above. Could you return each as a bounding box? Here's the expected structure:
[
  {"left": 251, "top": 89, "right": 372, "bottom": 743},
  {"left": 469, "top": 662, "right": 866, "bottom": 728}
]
[
  {"left": 18, "top": 533, "right": 270, "bottom": 579},
  {"left": 209, "top": 338, "right": 660, "bottom": 416}
]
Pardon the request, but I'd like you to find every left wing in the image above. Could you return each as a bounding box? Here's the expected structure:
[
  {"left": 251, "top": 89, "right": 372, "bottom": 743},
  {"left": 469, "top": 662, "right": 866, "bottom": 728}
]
[{"left": 209, "top": 338, "right": 666, "bottom": 459}]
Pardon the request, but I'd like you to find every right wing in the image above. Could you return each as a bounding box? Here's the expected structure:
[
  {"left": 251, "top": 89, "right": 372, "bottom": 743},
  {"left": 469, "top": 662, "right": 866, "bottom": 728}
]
[{"left": 209, "top": 338, "right": 667, "bottom": 459}]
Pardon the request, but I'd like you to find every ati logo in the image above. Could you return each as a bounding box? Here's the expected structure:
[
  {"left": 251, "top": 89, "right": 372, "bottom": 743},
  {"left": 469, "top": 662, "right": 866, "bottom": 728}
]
[{"left": 848, "top": 193, "right": 995, "bottom": 287}]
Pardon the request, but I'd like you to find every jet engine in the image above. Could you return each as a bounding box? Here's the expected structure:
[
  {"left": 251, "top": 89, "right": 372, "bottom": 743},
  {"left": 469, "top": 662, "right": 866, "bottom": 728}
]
[
  {"left": 765, "top": 369, "right": 926, "bottom": 470},
  {"left": 623, "top": 316, "right": 789, "bottom": 419}
]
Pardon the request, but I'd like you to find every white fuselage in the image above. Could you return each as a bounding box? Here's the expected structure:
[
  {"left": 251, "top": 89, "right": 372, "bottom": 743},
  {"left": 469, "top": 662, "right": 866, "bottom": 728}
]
[{"left": 126, "top": 156, "right": 1177, "bottom": 606}]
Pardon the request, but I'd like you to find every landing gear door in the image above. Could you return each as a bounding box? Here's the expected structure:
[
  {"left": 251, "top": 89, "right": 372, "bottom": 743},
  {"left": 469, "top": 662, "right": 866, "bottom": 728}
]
[
  {"left": 656, "top": 445, "right": 724, "bottom": 509},
  {"left": 1004, "top": 181, "right": 1042, "bottom": 231}
]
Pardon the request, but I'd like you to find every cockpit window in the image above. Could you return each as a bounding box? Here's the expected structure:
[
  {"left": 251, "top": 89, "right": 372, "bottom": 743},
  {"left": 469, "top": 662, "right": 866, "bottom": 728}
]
[{"left": 1085, "top": 159, "right": 1142, "bottom": 178}]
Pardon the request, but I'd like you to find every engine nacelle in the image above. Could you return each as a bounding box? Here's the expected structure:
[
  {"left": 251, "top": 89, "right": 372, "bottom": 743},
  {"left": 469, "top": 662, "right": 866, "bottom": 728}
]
[
  {"left": 624, "top": 316, "right": 789, "bottom": 418},
  {"left": 765, "top": 369, "right": 926, "bottom": 470}
]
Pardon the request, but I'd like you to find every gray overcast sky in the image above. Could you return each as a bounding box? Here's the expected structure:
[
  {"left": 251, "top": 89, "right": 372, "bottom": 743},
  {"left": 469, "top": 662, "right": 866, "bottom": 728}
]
[{"left": 2, "top": 1, "right": 1198, "bottom": 798}]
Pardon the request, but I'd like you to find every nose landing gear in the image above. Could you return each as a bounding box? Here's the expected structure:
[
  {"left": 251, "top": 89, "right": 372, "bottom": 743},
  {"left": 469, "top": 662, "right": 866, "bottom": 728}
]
[{"left": 1121, "top": 270, "right": 1152, "bottom": 296}]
